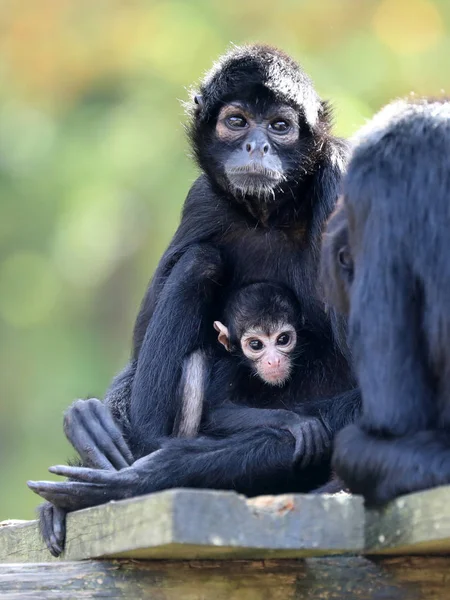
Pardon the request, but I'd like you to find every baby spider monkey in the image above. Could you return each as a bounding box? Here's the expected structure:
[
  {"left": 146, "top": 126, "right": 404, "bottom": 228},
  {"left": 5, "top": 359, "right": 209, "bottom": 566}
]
[{"left": 203, "top": 281, "right": 333, "bottom": 466}]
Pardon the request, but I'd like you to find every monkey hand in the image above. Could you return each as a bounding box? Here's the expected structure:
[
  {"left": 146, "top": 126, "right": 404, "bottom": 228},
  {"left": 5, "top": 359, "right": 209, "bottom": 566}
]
[
  {"left": 63, "top": 398, "right": 134, "bottom": 470},
  {"left": 27, "top": 463, "right": 142, "bottom": 512},
  {"left": 289, "top": 417, "right": 332, "bottom": 468},
  {"left": 27, "top": 451, "right": 165, "bottom": 512},
  {"left": 32, "top": 399, "right": 134, "bottom": 558}
]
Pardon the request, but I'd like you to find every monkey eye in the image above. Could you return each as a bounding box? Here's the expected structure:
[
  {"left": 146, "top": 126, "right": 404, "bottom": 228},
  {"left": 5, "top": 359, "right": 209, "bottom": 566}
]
[
  {"left": 338, "top": 246, "right": 352, "bottom": 270},
  {"left": 269, "top": 119, "right": 290, "bottom": 133},
  {"left": 276, "top": 333, "right": 291, "bottom": 346},
  {"left": 226, "top": 115, "right": 248, "bottom": 129},
  {"left": 249, "top": 339, "right": 264, "bottom": 351}
]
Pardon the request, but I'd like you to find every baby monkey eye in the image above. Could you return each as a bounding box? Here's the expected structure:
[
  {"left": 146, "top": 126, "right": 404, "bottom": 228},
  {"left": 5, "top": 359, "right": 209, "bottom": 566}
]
[
  {"left": 226, "top": 115, "right": 248, "bottom": 129},
  {"left": 249, "top": 339, "right": 264, "bottom": 351},
  {"left": 276, "top": 333, "right": 291, "bottom": 346},
  {"left": 269, "top": 119, "right": 290, "bottom": 133}
]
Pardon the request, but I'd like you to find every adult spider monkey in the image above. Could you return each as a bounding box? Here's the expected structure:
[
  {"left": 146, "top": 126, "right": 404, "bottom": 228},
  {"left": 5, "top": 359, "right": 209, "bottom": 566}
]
[
  {"left": 321, "top": 98, "right": 450, "bottom": 506},
  {"left": 29, "top": 44, "right": 360, "bottom": 555}
]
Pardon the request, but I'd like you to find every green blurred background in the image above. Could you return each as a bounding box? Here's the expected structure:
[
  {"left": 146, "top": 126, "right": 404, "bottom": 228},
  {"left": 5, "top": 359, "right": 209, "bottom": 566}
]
[{"left": 0, "top": 0, "right": 449, "bottom": 520}]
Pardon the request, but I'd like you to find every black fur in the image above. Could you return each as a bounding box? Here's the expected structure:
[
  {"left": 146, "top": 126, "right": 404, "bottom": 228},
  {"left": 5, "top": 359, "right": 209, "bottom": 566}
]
[
  {"left": 126, "top": 43, "right": 356, "bottom": 457},
  {"left": 223, "top": 281, "right": 301, "bottom": 343},
  {"left": 322, "top": 98, "right": 450, "bottom": 505},
  {"left": 31, "top": 44, "right": 360, "bottom": 553}
]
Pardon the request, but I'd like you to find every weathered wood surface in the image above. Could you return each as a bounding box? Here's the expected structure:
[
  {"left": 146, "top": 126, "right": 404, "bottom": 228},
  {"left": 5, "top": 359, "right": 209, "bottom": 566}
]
[
  {"left": 366, "top": 485, "right": 450, "bottom": 554},
  {"left": 0, "top": 489, "right": 364, "bottom": 563},
  {"left": 0, "top": 557, "right": 448, "bottom": 600}
]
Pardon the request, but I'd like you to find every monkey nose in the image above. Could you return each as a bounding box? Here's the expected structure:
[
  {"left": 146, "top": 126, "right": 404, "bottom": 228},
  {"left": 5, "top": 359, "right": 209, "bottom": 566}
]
[
  {"left": 245, "top": 141, "right": 270, "bottom": 155},
  {"left": 267, "top": 357, "right": 281, "bottom": 367}
]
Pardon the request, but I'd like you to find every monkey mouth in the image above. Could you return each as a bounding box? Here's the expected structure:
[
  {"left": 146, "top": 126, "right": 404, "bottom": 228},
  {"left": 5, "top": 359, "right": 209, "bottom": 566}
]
[
  {"left": 263, "top": 369, "right": 291, "bottom": 387},
  {"left": 228, "top": 164, "right": 283, "bottom": 181},
  {"left": 226, "top": 165, "right": 284, "bottom": 199}
]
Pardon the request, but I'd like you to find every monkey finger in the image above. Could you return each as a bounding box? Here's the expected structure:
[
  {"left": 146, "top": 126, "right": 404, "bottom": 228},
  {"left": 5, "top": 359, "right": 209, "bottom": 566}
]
[
  {"left": 28, "top": 481, "right": 105, "bottom": 510},
  {"left": 47, "top": 465, "right": 117, "bottom": 484},
  {"left": 64, "top": 400, "right": 120, "bottom": 470},
  {"left": 51, "top": 505, "right": 66, "bottom": 555},
  {"left": 39, "top": 503, "right": 63, "bottom": 557},
  {"left": 91, "top": 400, "right": 134, "bottom": 467},
  {"left": 79, "top": 417, "right": 130, "bottom": 471},
  {"left": 64, "top": 420, "right": 115, "bottom": 471},
  {"left": 298, "top": 422, "right": 315, "bottom": 468},
  {"left": 291, "top": 427, "right": 306, "bottom": 465},
  {"left": 309, "top": 422, "right": 331, "bottom": 465},
  {"left": 49, "top": 464, "right": 139, "bottom": 487},
  {"left": 318, "top": 423, "right": 332, "bottom": 455}
]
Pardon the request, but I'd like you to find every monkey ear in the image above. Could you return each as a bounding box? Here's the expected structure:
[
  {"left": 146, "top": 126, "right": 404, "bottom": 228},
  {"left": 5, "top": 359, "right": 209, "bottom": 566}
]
[
  {"left": 194, "top": 94, "right": 204, "bottom": 111},
  {"left": 214, "top": 321, "right": 230, "bottom": 351}
]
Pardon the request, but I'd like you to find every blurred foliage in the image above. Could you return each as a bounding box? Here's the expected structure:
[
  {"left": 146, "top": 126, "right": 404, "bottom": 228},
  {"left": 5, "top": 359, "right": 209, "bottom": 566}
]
[{"left": 0, "top": 0, "right": 449, "bottom": 520}]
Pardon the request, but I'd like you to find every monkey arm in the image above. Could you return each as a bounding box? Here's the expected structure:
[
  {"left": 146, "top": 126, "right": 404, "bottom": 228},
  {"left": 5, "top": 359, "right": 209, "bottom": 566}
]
[
  {"left": 28, "top": 427, "right": 318, "bottom": 511},
  {"left": 204, "top": 404, "right": 331, "bottom": 467},
  {"left": 129, "top": 243, "right": 223, "bottom": 455},
  {"left": 293, "top": 389, "right": 361, "bottom": 436},
  {"left": 132, "top": 176, "right": 226, "bottom": 357}
]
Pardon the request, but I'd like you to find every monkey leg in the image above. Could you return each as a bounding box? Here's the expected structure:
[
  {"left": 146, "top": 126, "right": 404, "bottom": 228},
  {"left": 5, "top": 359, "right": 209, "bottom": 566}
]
[{"left": 333, "top": 425, "right": 450, "bottom": 505}]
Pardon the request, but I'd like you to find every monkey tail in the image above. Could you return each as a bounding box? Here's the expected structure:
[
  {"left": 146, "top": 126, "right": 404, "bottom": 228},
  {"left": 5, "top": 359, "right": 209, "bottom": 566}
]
[{"left": 174, "top": 350, "right": 208, "bottom": 438}]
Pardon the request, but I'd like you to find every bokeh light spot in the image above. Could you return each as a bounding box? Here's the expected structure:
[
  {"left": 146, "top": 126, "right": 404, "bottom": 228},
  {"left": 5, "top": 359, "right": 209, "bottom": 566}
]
[{"left": 373, "top": 0, "right": 444, "bottom": 55}]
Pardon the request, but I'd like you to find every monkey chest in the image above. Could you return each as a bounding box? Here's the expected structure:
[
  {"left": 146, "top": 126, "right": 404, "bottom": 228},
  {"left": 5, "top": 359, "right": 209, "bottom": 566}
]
[{"left": 218, "top": 227, "right": 308, "bottom": 286}]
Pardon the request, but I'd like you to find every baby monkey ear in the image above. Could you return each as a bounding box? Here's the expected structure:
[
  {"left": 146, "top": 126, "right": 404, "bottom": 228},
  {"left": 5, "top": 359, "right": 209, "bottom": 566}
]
[
  {"left": 214, "top": 321, "right": 230, "bottom": 351},
  {"left": 194, "top": 94, "right": 204, "bottom": 111}
]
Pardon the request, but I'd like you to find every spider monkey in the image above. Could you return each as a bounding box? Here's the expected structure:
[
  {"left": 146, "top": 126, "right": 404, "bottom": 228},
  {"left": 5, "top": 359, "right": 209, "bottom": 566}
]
[
  {"left": 29, "top": 44, "right": 359, "bottom": 555},
  {"left": 321, "top": 98, "right": 450, "bottom": 505}
]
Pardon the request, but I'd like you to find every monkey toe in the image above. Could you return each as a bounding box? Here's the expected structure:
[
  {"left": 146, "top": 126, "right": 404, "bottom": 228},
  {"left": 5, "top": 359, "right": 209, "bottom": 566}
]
[{"left": 38, "top": 503, "right": 65, "bottom": 557}]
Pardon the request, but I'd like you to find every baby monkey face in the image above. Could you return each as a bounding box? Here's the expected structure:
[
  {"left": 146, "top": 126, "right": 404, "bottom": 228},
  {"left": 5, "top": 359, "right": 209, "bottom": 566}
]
[{"left": 241, "top": 323, "right": 297, "bottom": 386}]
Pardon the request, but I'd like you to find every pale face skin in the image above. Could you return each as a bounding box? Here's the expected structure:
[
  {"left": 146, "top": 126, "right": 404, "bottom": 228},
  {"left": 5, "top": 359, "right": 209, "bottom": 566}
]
[
  {"left": 214, "top": 321, "right": 297, "bottom": 386},
  {"left": 215, "top": 102, "right": 300, "bottom": 197}
]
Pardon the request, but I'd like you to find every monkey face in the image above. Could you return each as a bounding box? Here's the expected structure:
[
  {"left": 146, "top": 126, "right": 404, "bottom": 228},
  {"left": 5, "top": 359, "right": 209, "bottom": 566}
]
[
  {"left": 240, "top": 324, "right": 297, "bottom": 386},
  {"left": 213, "top": 101, "right": 301, "bottom": 199},
  {"left": 321, "top": 197, "right": 354, "bottom": 315}
]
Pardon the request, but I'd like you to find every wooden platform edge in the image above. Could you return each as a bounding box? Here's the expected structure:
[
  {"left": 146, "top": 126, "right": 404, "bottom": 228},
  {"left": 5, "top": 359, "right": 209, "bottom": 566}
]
[
  {"left": 0, "top": 489, "right": 364, "bottom": 563},
  {"left": 0, "top": 557, "right": 448, "bottom": 600},
  {"left": 3, "top": 485, "right": 450, "bottom": 563},
  {"left": 365, "top": 485, "right": 450, "bottom": 554}
]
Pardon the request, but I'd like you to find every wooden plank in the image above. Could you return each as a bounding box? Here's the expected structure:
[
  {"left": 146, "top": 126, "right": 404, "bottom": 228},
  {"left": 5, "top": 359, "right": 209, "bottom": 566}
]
[
  {"left": 365, "top": 485, "right": 450, "bottom": 554},
  {"left": 0, "top": 489, "right": 364, "bottom": 563},
  {"left": 0, "top": 557, "right": 448, "bottom": 599}
]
